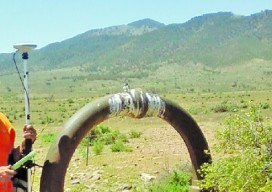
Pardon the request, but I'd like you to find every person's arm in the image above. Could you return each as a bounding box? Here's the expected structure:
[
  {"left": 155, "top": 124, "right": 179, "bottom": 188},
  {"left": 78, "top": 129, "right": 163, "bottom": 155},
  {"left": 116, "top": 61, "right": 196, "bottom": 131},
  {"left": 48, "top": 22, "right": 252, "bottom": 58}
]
[{"left": 12, "top": 124, "right": 37, "bottom": 162}]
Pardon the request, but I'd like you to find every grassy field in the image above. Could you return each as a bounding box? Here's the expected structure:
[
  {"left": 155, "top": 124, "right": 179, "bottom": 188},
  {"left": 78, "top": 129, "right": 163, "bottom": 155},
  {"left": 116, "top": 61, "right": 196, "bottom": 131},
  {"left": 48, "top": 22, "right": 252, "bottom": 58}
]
[
  {"left": 1, "top": 89, "right": 271, "bottom": 191},
  {"left": 1, "top": 58, "right": 272, "bottom": 96},
  {"left": 0, "top": 59, "right": 271, "bottom": 191}
]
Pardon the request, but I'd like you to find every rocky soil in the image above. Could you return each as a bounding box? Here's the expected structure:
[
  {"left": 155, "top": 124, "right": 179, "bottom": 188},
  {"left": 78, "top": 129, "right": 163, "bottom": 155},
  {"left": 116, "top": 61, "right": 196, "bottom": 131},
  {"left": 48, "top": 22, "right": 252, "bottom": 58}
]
[{"left": 18, "top": 115, "right": 218, "bottom": 191}]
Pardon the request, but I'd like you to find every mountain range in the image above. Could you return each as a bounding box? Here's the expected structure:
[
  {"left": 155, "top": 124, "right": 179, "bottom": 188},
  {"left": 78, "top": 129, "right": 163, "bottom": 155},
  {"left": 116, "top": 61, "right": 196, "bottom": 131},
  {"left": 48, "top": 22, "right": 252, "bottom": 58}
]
[
  {"left": 0, "top": 10, "right": 272, "bottom": 94},
  {"left": 1, "top": 10, "right": 272, "bottom": 70}
]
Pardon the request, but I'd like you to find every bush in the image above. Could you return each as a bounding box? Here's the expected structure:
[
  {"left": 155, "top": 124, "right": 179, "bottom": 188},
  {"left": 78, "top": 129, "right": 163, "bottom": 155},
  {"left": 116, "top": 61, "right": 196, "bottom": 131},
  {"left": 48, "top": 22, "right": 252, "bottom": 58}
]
[
  {"left": 89, "top": 124, "right": 127, "bottom": 145},
  {"left": 212, "top": 103, "right": 229, "bottom": 113},
  {"left": 149, "top": 169, "right": 190, "bottom": 192},
  {"left": 212, "top": 101, "right": 239, "bottom": 113},
  {"left": 86, "top": 124, "right": 132, "bottom": 154},
  {"left": 97, "top": 129, "right": 128, "bottom": 145},
  {"left": 129, "top": 129, "right": 142, "bottom": 138},
  {"left": 198, "top": 103, "right": 272, "bottom": 191},
  {"left": 91, "top": 124, "right": 111, "bottom": 136},
  {"left": 260, "top": 102, "right": 270, "bottom": 109},
  {"left": 111, "top": 140, "right": 132, "bottom": 152},
  {"left": 92, "top": 140, "right": 104, "bottom": 155}
]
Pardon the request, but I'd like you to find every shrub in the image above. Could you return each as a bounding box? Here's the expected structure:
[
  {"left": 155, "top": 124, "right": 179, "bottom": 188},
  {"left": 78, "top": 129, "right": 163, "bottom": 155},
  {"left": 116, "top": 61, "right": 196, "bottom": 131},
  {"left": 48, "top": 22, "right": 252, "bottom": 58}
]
[
  {"left": 92, "top": 140, "right": 104, "bottom": 155},
  {"left": 260, "top": 102, "right": 270, "bottom": 109},
  {"left": 86, "top": 124, "right": 131, "bottom": 154},
  {"left": 111, "top": 140, "right": 132, "bottom": 152},
  {"left": 91, "top": 124, "right": 111, "bottom": 136},
  {"left": 212, "top": 104, "right": 228, "bottom": 113},
  {"left": 129, "top": 129, "right": 142, "bottom": 138},
  {"left": 198, "top": 103, "right": 272, "bottom": 191},
  {"left": 98, "top": 129, "right": 128, "bottom": 145},
  {"left": 212, "top": 100, "right": 241, "bottom": 113},
  {"left": 67, "top": 98, "right": 75, "bottom": 104},
  {"left": 149, "top": 169, "right": 190, "bottom": 192}
]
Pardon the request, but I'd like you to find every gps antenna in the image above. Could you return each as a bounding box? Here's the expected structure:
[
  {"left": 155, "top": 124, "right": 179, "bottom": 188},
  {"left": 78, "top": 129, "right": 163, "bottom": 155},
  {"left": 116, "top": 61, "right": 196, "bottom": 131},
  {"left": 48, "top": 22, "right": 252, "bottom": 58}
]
[{"left": 13, "top": 43, "right": 37, "bottom": 192}]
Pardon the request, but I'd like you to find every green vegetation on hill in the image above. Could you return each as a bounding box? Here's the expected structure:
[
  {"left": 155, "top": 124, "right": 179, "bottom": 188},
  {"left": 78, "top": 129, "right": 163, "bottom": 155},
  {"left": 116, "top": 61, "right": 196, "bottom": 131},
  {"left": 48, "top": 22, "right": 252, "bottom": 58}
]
[
  {"left": 2, "top": 11, "right": 272, "bottom": 68},
  {"left": 0, "top": 11, "right": 272, "bottom": 96}
]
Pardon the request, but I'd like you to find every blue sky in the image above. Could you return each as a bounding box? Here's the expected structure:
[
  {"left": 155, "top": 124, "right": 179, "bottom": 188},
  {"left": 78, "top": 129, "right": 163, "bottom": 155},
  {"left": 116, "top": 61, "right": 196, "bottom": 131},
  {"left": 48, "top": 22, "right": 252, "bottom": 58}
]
[{"left": 1, "top": 0, "right": 272, "bottom": 53}]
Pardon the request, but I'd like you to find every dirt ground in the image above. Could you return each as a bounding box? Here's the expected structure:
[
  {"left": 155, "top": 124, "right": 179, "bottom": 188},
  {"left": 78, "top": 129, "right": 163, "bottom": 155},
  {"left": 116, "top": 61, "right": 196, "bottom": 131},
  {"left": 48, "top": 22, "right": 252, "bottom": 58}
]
[{"left": 24, "top": 114, "right": 220, "bottom": 192}]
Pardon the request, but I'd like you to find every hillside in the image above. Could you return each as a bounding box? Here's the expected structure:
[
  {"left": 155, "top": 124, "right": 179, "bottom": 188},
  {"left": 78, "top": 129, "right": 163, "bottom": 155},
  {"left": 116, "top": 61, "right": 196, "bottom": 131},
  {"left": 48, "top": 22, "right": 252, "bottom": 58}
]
[
  {"left": 0, "top": 11, "right": 272, "bottom": 95},
  {"left": 1, "top": 10, "right": 272, "bottom": 69}
]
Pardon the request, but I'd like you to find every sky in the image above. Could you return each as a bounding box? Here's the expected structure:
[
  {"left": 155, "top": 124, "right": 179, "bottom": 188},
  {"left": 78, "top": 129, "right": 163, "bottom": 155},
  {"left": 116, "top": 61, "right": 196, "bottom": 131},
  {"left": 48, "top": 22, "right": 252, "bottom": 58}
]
[{"left": 1, "top": 0, "right": 272, "bottom": 53}]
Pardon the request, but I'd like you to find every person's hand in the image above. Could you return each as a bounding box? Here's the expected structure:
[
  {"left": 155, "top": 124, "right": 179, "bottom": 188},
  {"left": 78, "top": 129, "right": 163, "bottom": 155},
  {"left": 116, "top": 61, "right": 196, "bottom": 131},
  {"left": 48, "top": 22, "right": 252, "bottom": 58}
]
[
  {"left": 0, "top": 166, "right": 16, "bottom": 182},
  {"left": 23, "top": 124, "right": 37, "bottom": 143}
]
